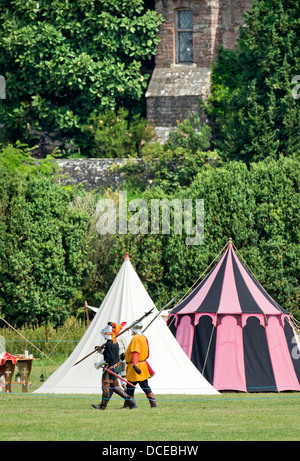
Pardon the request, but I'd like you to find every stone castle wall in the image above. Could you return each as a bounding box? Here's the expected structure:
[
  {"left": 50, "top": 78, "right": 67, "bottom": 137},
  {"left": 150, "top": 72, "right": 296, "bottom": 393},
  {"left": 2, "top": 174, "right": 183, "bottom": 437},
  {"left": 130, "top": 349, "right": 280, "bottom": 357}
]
[
  {"left": 146, "top": 0, "right": 252, "bottom": 141},
  {"left": 154, "top": 0, "right": 252, "bottom": 68},
  {"left": 56, "top": 158, "right": 139, "bottom": 191}
]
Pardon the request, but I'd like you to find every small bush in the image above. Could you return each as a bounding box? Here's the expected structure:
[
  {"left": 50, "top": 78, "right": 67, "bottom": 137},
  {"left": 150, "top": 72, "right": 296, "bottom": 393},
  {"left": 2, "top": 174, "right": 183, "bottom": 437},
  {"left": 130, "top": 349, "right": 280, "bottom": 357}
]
[{"left": 81, "top": 108, "right": 155, "bottom": 158}]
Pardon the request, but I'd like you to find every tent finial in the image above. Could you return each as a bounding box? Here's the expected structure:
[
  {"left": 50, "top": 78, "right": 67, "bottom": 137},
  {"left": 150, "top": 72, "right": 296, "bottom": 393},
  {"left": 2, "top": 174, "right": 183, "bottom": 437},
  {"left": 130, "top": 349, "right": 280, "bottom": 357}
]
[
  {"left": 228, "top": 237, "right": 232, "bottom": 246},
  {"left": 125, "top": 252, "right": 130, "bottom": 260}
]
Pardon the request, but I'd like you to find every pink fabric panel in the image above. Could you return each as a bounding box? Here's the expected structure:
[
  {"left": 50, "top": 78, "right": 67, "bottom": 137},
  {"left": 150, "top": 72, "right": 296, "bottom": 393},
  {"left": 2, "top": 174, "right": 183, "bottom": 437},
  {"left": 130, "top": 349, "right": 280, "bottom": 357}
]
[
  {"left": 213, "top": 316, "right": 247, "bottom": 391},
  {"left": 218, "top": 247, "right": 242, "bottom": 314},
  {"left": 179, "top": 249, "right": 228, "bottom": 314},
  {"left": 175, "top": 315, "right": 194, "bottom": 359},
  {"left": 266, "top": 316, "right": 300, "bottom": 391},
  {"left": 232, "top": 250, "right": 280, "bottom": 315}
]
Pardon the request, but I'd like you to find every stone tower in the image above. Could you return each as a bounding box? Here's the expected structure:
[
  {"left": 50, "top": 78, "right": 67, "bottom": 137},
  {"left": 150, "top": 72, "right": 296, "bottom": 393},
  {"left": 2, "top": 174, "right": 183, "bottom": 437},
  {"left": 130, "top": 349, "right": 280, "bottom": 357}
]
[{"left": 146, "top": 0, "right": 252, "bottom": 142}]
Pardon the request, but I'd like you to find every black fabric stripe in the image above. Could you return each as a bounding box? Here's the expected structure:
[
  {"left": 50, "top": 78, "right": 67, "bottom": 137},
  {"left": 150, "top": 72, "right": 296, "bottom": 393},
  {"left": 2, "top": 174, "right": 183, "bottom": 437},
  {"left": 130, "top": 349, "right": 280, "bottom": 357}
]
[
  {"left": 243, "top": 316, "right": 277, "bottom": 392},
  {"left": 168, "top": 314, "right": 177, "bottom": 338},
  {"left": 195, "top": 249, "right": 229, "bottom": 313},
  {"left": 235, "top": 256, "right": 288, "bottom": 314},
  {"left": 171, "top": 276, "right": 207, "bottom": 314},
  {"left": 171, "top": 263, "right": 219, "bottom": 314},
  {"left": 232, "top": 254, "right": 263, "bottom": 314},
  {"left": 190, "top": 315, "right": 216, "bottom": 384}
]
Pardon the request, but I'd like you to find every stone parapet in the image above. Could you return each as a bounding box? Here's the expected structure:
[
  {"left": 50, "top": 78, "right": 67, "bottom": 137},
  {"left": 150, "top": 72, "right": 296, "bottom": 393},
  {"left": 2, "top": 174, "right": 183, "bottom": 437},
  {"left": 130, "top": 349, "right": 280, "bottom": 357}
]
[{"left": 56, "top": 158, "right": 139, "bottom": 191}]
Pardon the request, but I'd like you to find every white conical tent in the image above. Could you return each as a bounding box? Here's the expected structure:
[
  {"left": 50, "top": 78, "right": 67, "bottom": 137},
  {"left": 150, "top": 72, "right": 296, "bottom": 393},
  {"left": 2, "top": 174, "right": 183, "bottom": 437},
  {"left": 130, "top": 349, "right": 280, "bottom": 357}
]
[{"left": 34, "top": 254, "right": 219, "bottom": 395}]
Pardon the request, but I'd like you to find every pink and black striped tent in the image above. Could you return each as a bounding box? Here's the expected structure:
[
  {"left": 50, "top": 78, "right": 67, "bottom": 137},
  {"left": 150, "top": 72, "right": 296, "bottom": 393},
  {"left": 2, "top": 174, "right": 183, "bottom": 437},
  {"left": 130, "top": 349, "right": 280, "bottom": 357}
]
[{"left": 168, "top": 241, "right": 300, "bottom": 392}]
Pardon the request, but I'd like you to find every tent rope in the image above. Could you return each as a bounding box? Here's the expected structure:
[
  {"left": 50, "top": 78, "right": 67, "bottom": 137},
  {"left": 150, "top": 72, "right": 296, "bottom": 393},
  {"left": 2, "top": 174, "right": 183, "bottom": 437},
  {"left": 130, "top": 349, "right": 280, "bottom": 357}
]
[
  {"left": 290, "top": 316, "right": 300, "bottom": 337},
  {"left": 46, "top": 305, "right": 86, "bottom": 359},
  {"left": 232, "top": 242, "right": 299, "bottom": 330},
  {"left": 173, "top": 241, "right": 228, "bottom": 309},
  {"left": 167, "top": 241, "right": 228, "bottom": 331},
  {"left": 0, "top": 314, "right": 59, "bottom": 366}
]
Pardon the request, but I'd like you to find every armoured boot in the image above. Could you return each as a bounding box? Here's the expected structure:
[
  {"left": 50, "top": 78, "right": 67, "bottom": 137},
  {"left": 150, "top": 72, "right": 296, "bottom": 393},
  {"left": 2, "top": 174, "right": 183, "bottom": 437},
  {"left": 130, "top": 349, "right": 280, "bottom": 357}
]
[
  {"left": 92, "top": 379, "right": 111, "bottom": 409},
  {"left": 122, "top": 395, "right": 137, "bottom": 409},
  {"left": 113, "top": 385, "right": 136, "bottom": 409},
  {"left": 146, "top": 392, "right": 157, "bottom": 408},
  {"left": 92, "top": 399, "right": 108, "bottom": 410}
]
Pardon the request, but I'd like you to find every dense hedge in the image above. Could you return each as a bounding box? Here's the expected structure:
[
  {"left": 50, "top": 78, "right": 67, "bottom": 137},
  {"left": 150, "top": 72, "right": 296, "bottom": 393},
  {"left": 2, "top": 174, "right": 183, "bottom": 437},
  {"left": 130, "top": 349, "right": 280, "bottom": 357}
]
[
  {"left": 206, "top": 0, "right": 300, "bottom": 163},
  {"left": 85, "top": 155, "right": 299, "bottom": 320},
  {"left": 0, "top": 165, "right": 93, "bottom": 328}
]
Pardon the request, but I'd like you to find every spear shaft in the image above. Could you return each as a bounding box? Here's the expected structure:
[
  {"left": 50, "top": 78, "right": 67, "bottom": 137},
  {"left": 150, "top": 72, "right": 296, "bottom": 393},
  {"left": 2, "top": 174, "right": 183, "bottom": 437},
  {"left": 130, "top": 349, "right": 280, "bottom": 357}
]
[
  {"left": 73, "top": 307, "right": 154, "bottom": 367},
  {"left": 115, "top": 307, "right": 155, "bottom": 338},
  {"left": 142, "top": 297, "right": 176, "bottom": 333},
  {"left": 73, "top": 344, "right": 105, "bottom": 367}
]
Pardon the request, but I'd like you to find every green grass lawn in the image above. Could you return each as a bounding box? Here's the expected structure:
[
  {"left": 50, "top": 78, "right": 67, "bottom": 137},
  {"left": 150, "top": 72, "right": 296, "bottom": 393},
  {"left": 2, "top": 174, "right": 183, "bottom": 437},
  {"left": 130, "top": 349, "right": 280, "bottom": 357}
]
[{"left": 1, "top": 359, "right": 299, "bottom": 441}]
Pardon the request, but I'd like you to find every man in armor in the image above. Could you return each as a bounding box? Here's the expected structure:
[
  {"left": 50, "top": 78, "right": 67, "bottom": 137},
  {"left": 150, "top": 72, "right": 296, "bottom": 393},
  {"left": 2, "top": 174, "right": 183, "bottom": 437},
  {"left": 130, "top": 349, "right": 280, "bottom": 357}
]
[
  {"left": 92, "top": 323, "right": 135, "bottom": 410},
  {"left": 123, "top": 321, "right": 157, "bottom": 408}
]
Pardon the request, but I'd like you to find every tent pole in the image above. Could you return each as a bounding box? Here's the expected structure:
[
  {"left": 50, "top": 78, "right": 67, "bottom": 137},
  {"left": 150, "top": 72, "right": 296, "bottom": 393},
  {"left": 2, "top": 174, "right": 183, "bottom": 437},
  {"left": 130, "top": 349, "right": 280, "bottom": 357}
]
[
  {"left": 201, "top": 323, "right": 216, "bottom": 377},
  {"left": 85, "top": 301, "right": 90, "bottom": 326}
]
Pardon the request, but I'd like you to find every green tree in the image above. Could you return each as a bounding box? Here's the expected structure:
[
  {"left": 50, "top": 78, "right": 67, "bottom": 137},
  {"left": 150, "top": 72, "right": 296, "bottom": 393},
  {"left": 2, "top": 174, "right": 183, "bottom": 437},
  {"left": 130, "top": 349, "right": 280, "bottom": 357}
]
[
  {"left": 0, "top": 167, "right": 93, "bottom": 328},
  {"left": 117, "top": 114, "right": 220, "bottom": 193},
  {"left": 86, "top": 155, "right": 299, "bottom": 319},
  {"left": 81, "top": 108, "right": 155, "bottom": 158},
  {"left": 0, "top": 0, "right": 162, "bottom": 153},
  {"left": 206, "top": 0, "right": 300, "bottom": 162},
  {"left": 0, "top": 141, "right": 60, "bottom": 175}
]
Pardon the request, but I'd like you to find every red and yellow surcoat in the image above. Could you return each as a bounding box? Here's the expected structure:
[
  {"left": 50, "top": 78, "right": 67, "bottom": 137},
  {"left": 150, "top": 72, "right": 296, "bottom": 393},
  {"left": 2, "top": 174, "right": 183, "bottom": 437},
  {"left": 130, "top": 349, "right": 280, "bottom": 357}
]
[{"left": 125, "top": 334, "right": 154, "bottom": 382}]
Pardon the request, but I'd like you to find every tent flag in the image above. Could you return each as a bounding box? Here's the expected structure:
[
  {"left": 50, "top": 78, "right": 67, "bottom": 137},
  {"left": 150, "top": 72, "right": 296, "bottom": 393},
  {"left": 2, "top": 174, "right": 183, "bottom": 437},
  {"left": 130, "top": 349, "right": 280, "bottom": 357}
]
[
  {"left": 168, "top": 240, "right": 300, "bottom": 392},
  {"left": 34, "top": 254, "right": 219, "bottom": 395}
]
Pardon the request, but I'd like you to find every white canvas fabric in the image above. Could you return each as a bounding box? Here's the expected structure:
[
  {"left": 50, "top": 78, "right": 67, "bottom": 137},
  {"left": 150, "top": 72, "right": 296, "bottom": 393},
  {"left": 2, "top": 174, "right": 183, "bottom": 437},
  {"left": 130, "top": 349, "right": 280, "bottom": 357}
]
[{"left": 34, "top": 255, "right": 219, "bottom": 395}]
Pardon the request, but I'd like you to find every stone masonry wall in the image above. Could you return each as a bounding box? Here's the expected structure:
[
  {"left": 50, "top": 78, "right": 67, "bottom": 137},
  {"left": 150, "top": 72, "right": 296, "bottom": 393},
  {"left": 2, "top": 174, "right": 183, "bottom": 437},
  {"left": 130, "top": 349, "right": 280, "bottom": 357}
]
[
  {"left": 146, "top": 0, "right": 252, "bottom": 142},
  {"left": 154, "top": 0, "right": 252, "bottom": 68},
  {"left": 56, "top": 158, "right": 141, "bottom": 191}
]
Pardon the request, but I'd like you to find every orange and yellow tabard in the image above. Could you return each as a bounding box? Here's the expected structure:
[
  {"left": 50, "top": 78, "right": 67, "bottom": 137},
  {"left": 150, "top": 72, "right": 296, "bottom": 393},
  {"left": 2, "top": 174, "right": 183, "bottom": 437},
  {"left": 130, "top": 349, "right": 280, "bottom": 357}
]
[{"left": 125, "top": 334, "right": 151, "bottom": 382}]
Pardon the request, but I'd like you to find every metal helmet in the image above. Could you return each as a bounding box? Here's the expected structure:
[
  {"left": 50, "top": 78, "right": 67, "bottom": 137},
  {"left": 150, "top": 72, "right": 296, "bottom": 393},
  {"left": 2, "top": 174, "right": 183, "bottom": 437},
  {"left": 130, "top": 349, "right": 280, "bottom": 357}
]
[
  {"left": 100, "top": 324, "right": 113, "bottom": 340},
  {"left": 129, "top": 321, "right": 143, "bottom": 335}
]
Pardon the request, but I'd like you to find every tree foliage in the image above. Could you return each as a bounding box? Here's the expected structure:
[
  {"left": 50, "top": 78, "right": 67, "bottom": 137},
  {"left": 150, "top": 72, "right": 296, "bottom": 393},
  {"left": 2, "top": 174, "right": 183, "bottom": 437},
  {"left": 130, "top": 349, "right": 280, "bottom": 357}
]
[
  {"left": 0, "top": 0, "right": 162, "bottom": 150},
  {"left": 0, "top": 141, "right": 60, "bottom": 175},
  {"left": 118, "top": 114, "right": 220, "bottom": 192},
  {"left": 206, "top": 0, "right": 300, "bottom": 162},
  {"left": 0, "top": 1, "right": 299, "bottom": 329},
  {"left": 0, "top": 165, "right": 93, "bottom": 328},
  {"left": 84, "top": 155, "right": 299, "bottom": 320},
  {"left": 81, "top": 108, "right": 155, "bottom": 158}
]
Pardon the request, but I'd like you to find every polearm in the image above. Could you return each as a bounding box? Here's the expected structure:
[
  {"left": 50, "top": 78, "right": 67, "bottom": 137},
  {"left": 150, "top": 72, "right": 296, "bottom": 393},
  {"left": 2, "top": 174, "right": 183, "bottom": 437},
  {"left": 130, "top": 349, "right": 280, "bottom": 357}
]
[
  {"left": 73, "top": 307, "right": 154, "bottom": 367},
  {"left": 142, "top": 297, "right": 176, "bottom": 333},
  {"left": 73, "top": 344, "right": 105, "bottom": 367},
  {"left": 115, "top": 307, "right": 155, "bottom": 339}
]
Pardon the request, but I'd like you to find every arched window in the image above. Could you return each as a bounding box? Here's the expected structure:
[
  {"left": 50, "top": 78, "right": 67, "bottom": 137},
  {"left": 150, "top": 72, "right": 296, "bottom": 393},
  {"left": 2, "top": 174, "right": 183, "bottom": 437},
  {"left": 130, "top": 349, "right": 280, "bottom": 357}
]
[{"left": 176, "top": 9, "right": 193, "bottom": 63}]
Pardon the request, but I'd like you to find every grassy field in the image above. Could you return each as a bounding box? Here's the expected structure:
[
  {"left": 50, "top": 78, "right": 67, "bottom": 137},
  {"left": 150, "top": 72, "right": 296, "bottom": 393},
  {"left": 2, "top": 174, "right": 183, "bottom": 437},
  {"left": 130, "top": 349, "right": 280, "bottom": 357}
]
[
  {"left": 1, "top": 392, "right": 300, "bottom": 442},
  {"left": 1, "top": 360, "right": 299, "bottom": 441}
]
